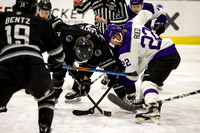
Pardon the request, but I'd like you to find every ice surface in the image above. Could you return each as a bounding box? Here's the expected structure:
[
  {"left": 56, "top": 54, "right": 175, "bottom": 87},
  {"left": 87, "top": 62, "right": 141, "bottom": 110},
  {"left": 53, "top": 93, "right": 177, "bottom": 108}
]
[{"left": 1, "top": 45, "right": 200, "bottom": 133}]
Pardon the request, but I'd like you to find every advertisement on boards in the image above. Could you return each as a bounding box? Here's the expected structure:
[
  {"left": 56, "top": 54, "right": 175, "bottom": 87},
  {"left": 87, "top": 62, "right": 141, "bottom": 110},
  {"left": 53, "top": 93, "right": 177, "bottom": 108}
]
[{"left": 1, "top": 0, "right": 200, "bottom": 37}]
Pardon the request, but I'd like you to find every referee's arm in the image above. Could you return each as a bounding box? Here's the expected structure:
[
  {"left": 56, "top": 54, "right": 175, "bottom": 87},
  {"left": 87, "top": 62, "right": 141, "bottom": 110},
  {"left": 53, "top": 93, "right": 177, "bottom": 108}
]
[
  {"left": 74, "top": 0, "right": 92, "bottom": 14},
  {"left": 109, "top": 1, "right": 129, "bottom": 27}
]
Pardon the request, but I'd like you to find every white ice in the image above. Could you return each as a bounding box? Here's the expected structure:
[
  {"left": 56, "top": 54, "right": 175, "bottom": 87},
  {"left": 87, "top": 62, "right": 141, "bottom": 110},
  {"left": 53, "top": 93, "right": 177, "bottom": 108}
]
[{"left": 1, "top": 45, "right": 200, "bottom": 133}]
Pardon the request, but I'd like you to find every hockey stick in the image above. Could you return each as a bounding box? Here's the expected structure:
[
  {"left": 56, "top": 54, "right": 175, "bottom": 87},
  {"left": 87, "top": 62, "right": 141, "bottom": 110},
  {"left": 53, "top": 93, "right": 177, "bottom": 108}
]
[
  {"left": 91, "top": 73, "right": 105, "bottom": 84},
  {"left": 108, "top": 89, "right": 200, "bottom": 112},
  {"left": 67, "top": 70, "right": 112, "bottom": 116},
  {"left": 71, "top": 59, "right": 147, "bottom": 116},
  {"left": 73, "top": 86, "right": 112, "bottom": 116},
  {"left": 45, "top": 58, "right": 147, "bottom": 77}
]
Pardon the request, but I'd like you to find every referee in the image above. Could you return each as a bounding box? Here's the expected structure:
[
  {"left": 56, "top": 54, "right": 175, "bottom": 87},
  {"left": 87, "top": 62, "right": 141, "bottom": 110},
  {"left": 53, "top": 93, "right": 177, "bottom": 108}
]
[{"left": 74, "top": 0, "right": 129, "bottom": 34}]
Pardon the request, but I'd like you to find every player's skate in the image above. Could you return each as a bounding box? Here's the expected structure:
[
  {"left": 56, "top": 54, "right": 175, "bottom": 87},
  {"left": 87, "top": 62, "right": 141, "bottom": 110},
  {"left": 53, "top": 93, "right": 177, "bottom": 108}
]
[
  {"left": 122, "top": 93, "right": 136, "bottom": 105},
  {"left": 65, "top": 91, "right": 81, "bottom": 103},
  {"left": 54, "top": 88, "right": 63, "bottom": 104},
  {"left": 135, "top": 103, "right": 161, "bottom": 124},
  {"left": 39, "top": 123, "right": 52, "bottom": 133}
]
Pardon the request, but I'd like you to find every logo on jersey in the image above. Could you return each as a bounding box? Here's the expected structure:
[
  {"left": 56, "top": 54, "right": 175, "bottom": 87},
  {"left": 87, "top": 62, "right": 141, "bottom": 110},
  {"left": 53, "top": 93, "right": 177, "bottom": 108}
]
[
  {"left": 109, "top": 2, "right": 117, "bottom": 11},
  {"left": 86, "top": 34, "right": 91, "bottom": 39},
  {"left": 94, "top": 49, "right": 102, "bottom": 57},
  {"left": 65, "top": 35, "right": 73, "bottom": 42},
  {"left": 80, "top": 24, "right": 97, "bottom": 34}
]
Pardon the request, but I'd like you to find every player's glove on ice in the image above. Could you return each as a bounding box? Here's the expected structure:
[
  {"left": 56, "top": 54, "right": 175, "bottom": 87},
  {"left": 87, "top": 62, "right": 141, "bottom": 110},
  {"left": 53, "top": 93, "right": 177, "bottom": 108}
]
[{"left": 80, "top": 79, "right": 91, "bottom": 96}]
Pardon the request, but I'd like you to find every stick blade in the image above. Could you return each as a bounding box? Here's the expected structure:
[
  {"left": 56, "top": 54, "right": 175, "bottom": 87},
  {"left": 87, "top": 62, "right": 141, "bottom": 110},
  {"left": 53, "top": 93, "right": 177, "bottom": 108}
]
[
  {"left": 108, "top": 93, "right": 139, "bottom": 113},
  {"left": 72, "top": 109, "right": 94, "bottom": 116}
]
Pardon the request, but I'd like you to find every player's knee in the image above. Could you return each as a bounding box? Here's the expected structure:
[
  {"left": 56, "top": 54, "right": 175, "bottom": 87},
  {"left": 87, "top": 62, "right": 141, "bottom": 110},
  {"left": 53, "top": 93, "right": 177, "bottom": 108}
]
[
  {"left": 141, "top": 81, "right": 159, "bottom": 104},
  {"left": 38, "top": 92, "right": 55, "bottom": 131},
  {"left": 141, "top": 81, "right": 158, "bottom": 92},
  {"left": 34, "top": 89, "right": 55, "bottom": 102},
  {"left": 37, "top": 90, "right": 55, "bottom": 114}
]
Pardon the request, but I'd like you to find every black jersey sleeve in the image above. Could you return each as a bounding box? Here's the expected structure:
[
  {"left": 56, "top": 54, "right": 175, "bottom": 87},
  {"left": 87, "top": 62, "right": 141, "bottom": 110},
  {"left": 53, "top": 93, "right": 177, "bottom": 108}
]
[{"left": 40, "top": 20, "right": 65, "bottom": 63}]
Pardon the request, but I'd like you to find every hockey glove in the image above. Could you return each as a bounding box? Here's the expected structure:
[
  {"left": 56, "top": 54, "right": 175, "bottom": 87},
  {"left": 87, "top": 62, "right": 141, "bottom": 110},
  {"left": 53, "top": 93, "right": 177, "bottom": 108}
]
[
  {"left": 153, "top": 22, "right": 165, "bottom": 36},
  {"left": 80, "top": 79, "right": 91, "bottom": 96},
  {"left": 112, "top": 84, "right": 126, "bottom": 99}
]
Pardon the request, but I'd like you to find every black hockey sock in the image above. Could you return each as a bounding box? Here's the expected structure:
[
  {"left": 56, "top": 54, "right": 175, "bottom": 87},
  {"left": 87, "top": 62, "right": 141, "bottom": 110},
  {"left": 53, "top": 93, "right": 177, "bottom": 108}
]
[
  {"left": 38, "top": 93, "right": 55, "bottom": 130},
  {"left": 71, "top": 81, "right": 80, "bottom": 93}
]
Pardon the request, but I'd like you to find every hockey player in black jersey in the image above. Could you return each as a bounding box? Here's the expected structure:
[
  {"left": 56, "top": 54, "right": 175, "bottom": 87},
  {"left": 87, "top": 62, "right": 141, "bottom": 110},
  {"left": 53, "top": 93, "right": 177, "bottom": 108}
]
[
  {"left": 73, "top": 0, "right": 130, "bottom": 88},
  {"left": 37, "top": 0, "right": 119, "bottom": 103},
  {"left": 37, "top": 0, "right": 65, "bottom": 103},
  {"left": 51, "top": 20, "right": 119, "bottom": 102},
  {"left": 0, "top": 0, "right": 65, "bottom": 133},
  {"left": 37, "top": 0, "right": 57, "bottom": 24}
]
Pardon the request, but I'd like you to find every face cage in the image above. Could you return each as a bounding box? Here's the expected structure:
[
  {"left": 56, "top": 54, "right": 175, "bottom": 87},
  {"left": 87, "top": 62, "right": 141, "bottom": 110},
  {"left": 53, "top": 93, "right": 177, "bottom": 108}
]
[{"left": 75, "top": 47, "right": 93, "bottom": 61}]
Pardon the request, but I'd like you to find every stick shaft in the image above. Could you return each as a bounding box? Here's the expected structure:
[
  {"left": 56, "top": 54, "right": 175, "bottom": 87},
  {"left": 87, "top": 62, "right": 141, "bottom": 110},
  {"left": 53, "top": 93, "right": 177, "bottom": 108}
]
[
  {"left": 162, "top": 90, "right": 200, "bottom": 103},
  {"left": 143, "top": 90, "right": 200, "bottom": 108},
  {"left": 62, "top": 65, "right": 137, "bottom": 76},
  {"left": 45, "top": 58, "right": 147, "bottom": 77}
]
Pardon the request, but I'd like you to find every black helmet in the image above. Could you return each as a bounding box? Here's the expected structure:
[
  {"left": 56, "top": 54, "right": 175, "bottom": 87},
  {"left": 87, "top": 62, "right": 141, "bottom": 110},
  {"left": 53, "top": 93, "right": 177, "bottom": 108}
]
[
  {"left": 13, "top": 0, "right": 38, "bottom": 14},
  {"left": 74, "top": 37, "right": 94, "bottom": 61},
  {"left": 38, "top": 0, "right": 52, "bottom": 10}
]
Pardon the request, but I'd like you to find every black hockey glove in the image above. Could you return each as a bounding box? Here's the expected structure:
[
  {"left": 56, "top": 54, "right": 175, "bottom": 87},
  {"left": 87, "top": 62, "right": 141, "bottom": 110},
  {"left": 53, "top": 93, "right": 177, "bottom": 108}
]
[
  {"left": 153, "top": 22, "right": 165, "bottom": 36},
  {"left": 107, "top": 75, "right": 117, "bottom": 88},
  {"left": 47, "top": 56, "right": 63, "bottom": 72},
  {"left": 112, "top": 84, "right": 126, "bottom": 99},
  {"left": 80, "top": 79, "right": 91, "bottom": 96}
]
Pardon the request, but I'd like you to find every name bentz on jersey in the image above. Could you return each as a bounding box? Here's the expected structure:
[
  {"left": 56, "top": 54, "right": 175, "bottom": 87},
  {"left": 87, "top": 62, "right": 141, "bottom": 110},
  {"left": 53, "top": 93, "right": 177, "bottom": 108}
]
[{"left": 5, "top": 16, "right": 30, "bottom": 25}]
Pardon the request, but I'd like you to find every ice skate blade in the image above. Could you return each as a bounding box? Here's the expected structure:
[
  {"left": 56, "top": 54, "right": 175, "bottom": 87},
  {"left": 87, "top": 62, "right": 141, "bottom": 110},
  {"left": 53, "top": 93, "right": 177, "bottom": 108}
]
[
  {"left": 65, "top": 97, "right": 81, "bottom": 103},
  {"left": 136, "top": 116, "right": 160, "bottom": 124}
]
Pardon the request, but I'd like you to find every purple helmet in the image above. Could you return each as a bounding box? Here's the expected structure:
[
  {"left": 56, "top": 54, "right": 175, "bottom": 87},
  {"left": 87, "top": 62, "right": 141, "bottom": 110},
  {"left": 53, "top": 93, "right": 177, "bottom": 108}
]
[
  {"left": 104, "top": 24, "right": 122, "bottom": 43},
  {"left": 130, "top": 0, "right": 143, "bottom": 5}
]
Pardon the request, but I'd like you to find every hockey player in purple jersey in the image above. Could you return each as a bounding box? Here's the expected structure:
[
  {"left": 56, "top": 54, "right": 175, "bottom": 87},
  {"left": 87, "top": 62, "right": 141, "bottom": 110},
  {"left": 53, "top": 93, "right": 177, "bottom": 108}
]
[
  {"left": 127, "top": 0, "right": 167, "bottom": 36},
  {"left": 104, "top": 10, "right": 181, "bottom": 123}
]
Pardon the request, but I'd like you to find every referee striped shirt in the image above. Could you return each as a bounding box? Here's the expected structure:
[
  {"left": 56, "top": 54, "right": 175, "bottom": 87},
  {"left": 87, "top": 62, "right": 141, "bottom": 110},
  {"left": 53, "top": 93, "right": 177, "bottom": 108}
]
[{"left": 74, "top": 0, "right": 129, "bottom": 33}]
